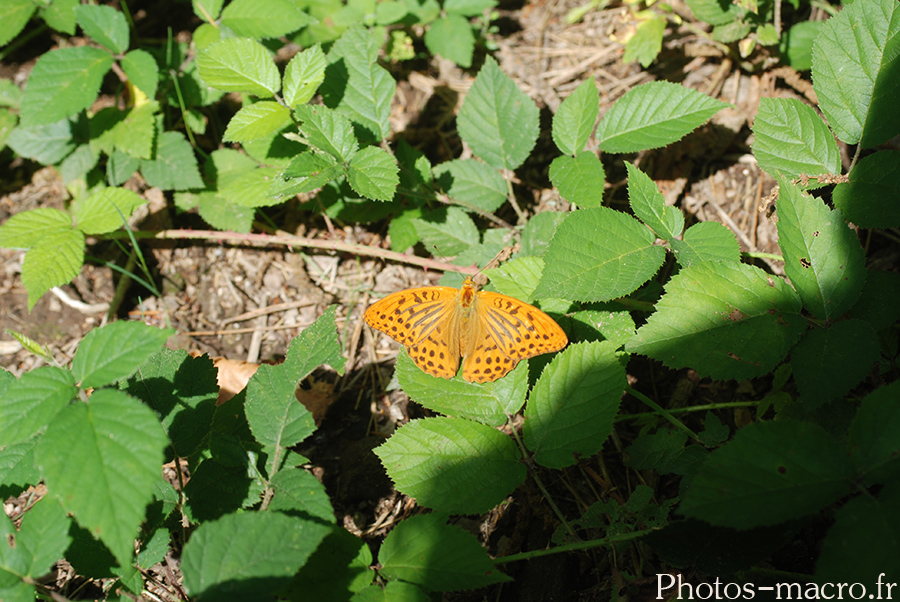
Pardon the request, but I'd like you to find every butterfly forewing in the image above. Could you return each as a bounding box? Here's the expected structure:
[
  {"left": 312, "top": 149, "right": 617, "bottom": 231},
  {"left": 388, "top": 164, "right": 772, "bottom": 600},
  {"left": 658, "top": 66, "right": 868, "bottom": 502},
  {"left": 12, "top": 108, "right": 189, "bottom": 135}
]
[
  {"left": 364, "top": 286, "right": 459, "bottom": 347},
  {"left": 478, "top": 292, "right": 568, "bottom": 360}
]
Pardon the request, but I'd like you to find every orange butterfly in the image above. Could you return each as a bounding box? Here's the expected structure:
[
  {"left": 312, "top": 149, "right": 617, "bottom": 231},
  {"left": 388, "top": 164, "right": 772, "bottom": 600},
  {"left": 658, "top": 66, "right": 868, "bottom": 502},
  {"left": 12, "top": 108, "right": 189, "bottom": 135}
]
[{"left": 365, "top": 276, "right": 567, "bottom": 383}]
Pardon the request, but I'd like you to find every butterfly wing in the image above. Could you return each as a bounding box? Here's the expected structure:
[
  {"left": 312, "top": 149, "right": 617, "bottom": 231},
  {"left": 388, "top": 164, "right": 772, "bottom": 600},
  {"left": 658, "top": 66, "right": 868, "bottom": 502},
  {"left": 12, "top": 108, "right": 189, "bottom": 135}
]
[
  {"left": 476, "top": 291, "right": 568, "bottom": 358},
  {"left": 461, "top": 322, "right": 519, "bottom": 383},
  {"left": 365, "top": 286, "right": 462, "bottom": 379}
]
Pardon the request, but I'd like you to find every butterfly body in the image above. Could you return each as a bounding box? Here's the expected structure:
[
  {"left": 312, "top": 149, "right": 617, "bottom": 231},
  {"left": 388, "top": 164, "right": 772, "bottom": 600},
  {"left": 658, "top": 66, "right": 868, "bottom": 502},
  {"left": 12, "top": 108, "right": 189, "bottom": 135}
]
[{"left": 365, "top": 277, "right": 567, "bottom": 383}]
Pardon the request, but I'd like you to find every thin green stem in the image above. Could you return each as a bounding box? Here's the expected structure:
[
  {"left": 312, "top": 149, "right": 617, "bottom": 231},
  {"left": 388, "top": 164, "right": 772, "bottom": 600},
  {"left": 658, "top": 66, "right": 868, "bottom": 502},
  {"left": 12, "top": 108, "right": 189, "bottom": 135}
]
[
  {"left": 625, "top": 386, "right": 701, "bottom": 442},
  {"left": 494, "top": 527, "right": 658, "bottom": 564},
  {"left": 743, "top": 251, "right": 784, "bottom": 262},
  {"left": 617, "top": 401, "right": 761, "bottom": 422},
  {"left": 508, "top": 422, "right": 578, "bottom": 539}
]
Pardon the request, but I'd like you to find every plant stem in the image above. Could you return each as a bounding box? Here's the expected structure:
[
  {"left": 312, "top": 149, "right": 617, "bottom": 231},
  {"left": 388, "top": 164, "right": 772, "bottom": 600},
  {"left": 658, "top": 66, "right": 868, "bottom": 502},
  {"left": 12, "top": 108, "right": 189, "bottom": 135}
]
[
  {"left": 507, "top": 422, "right": 578, "bottom": 539},
  {"left": 743, "top": 251, "right": 784, "bottom": 262},
  {"left": 110, "top": 228, "right": 482, "bottom": 274},
  {"left": 617, "top": 400, "right": 760, "bottom": 422},
  {"left": 625, "top": 386, "right": 701, "bottom": 442},
  {"left": 494, "top": 527, "right": 658, "bottom": 564}
]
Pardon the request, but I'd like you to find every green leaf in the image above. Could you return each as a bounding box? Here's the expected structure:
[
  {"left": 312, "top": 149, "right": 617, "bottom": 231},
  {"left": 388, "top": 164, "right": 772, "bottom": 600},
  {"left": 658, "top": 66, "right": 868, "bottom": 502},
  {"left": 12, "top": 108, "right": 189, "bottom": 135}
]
[
  {"left": 457, "top": 57, "right": 539, "bottom": 170},
  {"left": 626, "top": 162, "right": 683, "bottom": 239},
  {"left": 412, "top": 206, "right": 479, "bottom": 255},
  {"left": 434, "top": 158, "right": 507, "bottom": 213},
  {"left": 552, "top": 77, "right": 599, "bottom": 156},
  {"left": 196, "top": 193, "right": 255, "bottom": 233},
  {"left": 245, "top": 364, "right": 315, "bottom": 476},
  {"left": 780, "top": 21, "right": 822, "bottom": 71},
  {"left": 679, "top": 420, "right": 855, "bottom": 528},
  {"left": 181, "top": 512, "right": 331, "bottom": 601},
  {"left": 485, "top": 256, "right": 550, "bottom": 302},
  {"left": 685, "top": 0, "right": 743, "bottom": 25},
  {"left": 0, "top": 79, "right": 22, "bottom": 110},
  {"left": 571, "top": 309, "right": 636, "bottom": 348},
  {"left": 107, "top": 150, "right": 141, "bottom": 185},
  {"left": 268, "top": 467, "right": 335, "bottom": 522},
  {"left": 524, "top": 341, "right": 625, "bottom": 468},
  {"left": 320, "top": 25, "right": 395, "bottom": 142},
  {"left": 379, "top": 514, "right": 511, "bottom": 591},
  {"left": 220, "top": 0, "right": 311, "bottom": 38},
  {"left": 792, "top": 319, "right": 879, "bottom": 411},
  {"left": 815, "top": 483, "right": 900, "bottom": 586},
  {"left": 197, "top": 37, "right": 280, "bottom": 97},
  {"left": 0, "top": 367, "right": 76, "bottom": 448},
  {"left": 183, "top": 458, "right": 261, "bottom": 521},
  {"left": 72, "top": 321, "right": 175, "bottom": 389},
  {"left": 0, "top": 207, "right": 72, "bottom": 248},
  {"left": 0, "top": 439, "right": 40, "bottom": 497},
  {"left": 670, "top": 221, "right": 740, "bottom": 267},
  {"left": 90, "top": 103, "right": 158, "bottom": 160},
  {"left": 424, "top": 14, "right": 475, "bottom": 68},
  {"left": 623, "top": 14, "right": 665, "bottom": 68},
  {"left": 395, "top": 351, "right": 528, "bottom": 425},
  {"left": 21, "top": 229, "right": 84, "bottom": 310},
  {"left": 282, "top": 305, "right": 346, "bottom": 379},
  {"left": 123, "top": 349, "right": 218, "bottom": 459},
  {"left": 595, "top": 81, "right": 729, "bottom": 153},
  {"left": 274, "top": 151, "right": 342, "bottom": 198},
  {"left": 246, "top": 308, "right": 344, "bottom": 474},
  {"left": 776, "top": 176, "right": 866, "bottom": 320},
  {"left": 36, "top": 389, "right": 167, "bottom": 567},
  {"left": 20, "top": 47, "right": 113, "bottom": 127},
  {"left": 0, "top": 108, "right": 17, "bottom": 148},
  {"left": 445, "top": 0, "right": 497, "bottom": 16},
  {"left": 850, "top": 381, "right": 900, "bottom": 484},
  {"left": 624, "top": 429, "right": 689, "bottom": 473},
  {"left": 520, "top": 211, "right": 565, "bottom": 257},
  {"left": 549, "top": 153, "right": 606, "bottom": 208},
  {"left": 283, "top": 45, "right": 326, "bottom": 108},
  {"left": 58, "top": 144, "right": 98, "bottom": 184},
  {"left": 0, "top": 209, "right": 82, "bottom": 308},
  {"left": 41, "top": 0, "right": 78, "bottom": 35},
  {"left": 833, "top": 150, "right": 900, "bottom": 228},
  {"left": 295, "top": 104, "right": 359, "bottom": 163},
  {"left": 121, "top": 49, "right": 159, "bottom": 99},
  {"left": 347, "top": 145, "right": 399, "bottom": 201},
  {"left": 284, "top": 527, "right": 373, "bottom": 600},
  {"left": 74, "top": 4, "right": 129, "bottom": 54},
  {"left": 817, "top": 0, "right": 900, "bottom": 147},
  {"left": 73, "top": 187, "right": 146, "bottom": 235},
  {"left": 533, "top": 207, "right": 666, "bottom": 302},
  {"left": 375, "top": 417, "right": 527, "bottom": 514},
  {"left": 626, "top": 261, "right": 806, "bottom": 381},
  {"left": 752, "top": 97, "right": 841, "bottom": 182},
  {"left": 849, "top": 270, "right": 900, "bottom": 332},
  {"left": 141, "top": 131, "right": 204, "bottom": 190},
  {"left": 388, "top": 207, "right": 422, "bottom": 251},
  {"left": 8, "top": 497, "right": 71, "bottom": 580},
  {"left": 193, "top": 0, "right": 225, "bottom": 20},
  {"left": 224, "top": 101, "right": 292, "bottom": 143},
  {"left": 0, "top": 0, "right": 36, "bottom": 47},
  {"left": 6, "top": 119, "right": 75, "bottom": 164},
  {"left": 220, "top": 167, "right": 281, "bottom": 208}
]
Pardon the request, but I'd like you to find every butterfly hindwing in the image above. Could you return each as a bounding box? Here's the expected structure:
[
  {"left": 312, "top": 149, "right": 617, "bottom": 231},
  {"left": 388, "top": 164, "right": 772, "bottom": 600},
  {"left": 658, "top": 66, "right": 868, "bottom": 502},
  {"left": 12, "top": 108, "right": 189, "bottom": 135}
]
[
  {"left": 407, "top": 319, "right": 461, "bottom": 379},
  {"left": 462, "top": 325, "right": 518, "bottom": 383}
]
